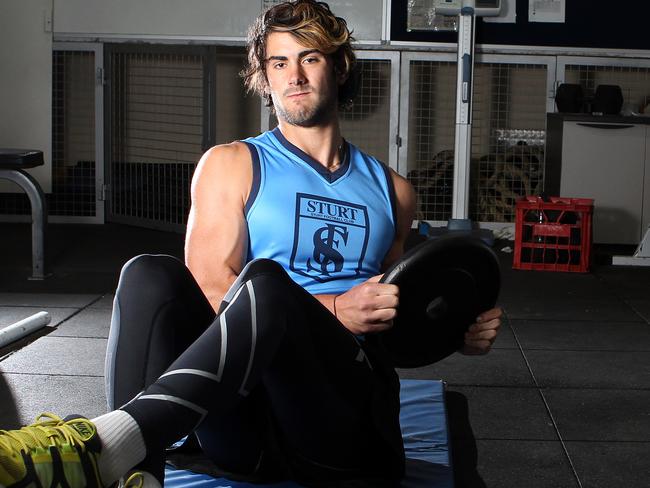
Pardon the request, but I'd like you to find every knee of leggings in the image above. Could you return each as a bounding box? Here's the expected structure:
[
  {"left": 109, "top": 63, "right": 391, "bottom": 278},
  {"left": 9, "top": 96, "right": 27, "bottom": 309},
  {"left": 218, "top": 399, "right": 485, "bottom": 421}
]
[
  {"left": 225, "top": 259, "right": 296, "bottom": 323},
  {"left": 238, "top": 258, "right": 289, "bottom": 283},
  {"left": 120, "top": 254, "right": 184, "bottom": 279},
  {"left": 118, "top": 254, "right": 188, "bottom": 291},
  {"left": 115, "top": 255, "right": 201, "bottom": 314},
  {"left": 240, "top": 259, "right": 299, "bottom": 311}
]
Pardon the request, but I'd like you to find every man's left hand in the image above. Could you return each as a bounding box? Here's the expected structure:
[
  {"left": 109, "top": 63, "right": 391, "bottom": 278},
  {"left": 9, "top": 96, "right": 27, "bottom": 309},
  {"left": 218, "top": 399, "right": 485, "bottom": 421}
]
[{"left": 460, "top": 307, "right": 503, "bottom": 355}]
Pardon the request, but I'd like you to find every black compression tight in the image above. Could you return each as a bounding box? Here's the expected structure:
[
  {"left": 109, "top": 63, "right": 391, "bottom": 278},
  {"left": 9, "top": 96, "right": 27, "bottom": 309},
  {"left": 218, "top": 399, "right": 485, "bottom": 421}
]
[{"left": 105, "top": 255, "right": 404, "bottom": 485}]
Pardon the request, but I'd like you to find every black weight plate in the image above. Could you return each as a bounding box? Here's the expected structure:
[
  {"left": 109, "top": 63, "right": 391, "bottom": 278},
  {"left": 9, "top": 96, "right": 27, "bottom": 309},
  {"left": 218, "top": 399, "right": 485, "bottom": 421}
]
[{"left": 379, "top": 234, "right": 500, "bottom": 368}]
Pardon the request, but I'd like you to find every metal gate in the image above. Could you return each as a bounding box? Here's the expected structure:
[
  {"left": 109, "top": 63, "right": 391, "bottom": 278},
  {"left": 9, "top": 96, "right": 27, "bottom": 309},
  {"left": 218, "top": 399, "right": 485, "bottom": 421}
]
[
  {"left": 0, "top": 43, "right": 104, "bottom": 223},
  {"left": 51, "top": 43, "right": 105, "bottom": 223},
  {"left": 398, "top": 52, "right": 556, "bottom": 224},
  {"left": 106, "top": 45, "right": 208, "bottom": 232}
]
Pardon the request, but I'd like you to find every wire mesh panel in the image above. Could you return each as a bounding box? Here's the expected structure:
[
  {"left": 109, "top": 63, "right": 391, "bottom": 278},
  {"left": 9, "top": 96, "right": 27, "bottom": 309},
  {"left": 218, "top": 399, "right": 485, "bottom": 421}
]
[
  {"left": 0, "top": 49, "right": 97, "bottom": 218},
  {"left": 405, "top": 60, "right": 457, "bottom": 221},
  {"left": 564, "top": 63, "right": 650, "bottom": 113},
  {"left": 472, "top": 62, "right": 547, "bottom": 223},
  {"left": 214, "top": 51, "right": 261, "bottom": 144},
  {"left": 109, "top": 49, "right": 204, "bottom": 230},
  {"left": 52, "top": 50, "right": 97, "bottom": 217},
  {"left": 405, "top": 58, "right": 548, "bottom": 222},
  {"left": 340, "top": 59, "right": 393, "bottom": 163}
]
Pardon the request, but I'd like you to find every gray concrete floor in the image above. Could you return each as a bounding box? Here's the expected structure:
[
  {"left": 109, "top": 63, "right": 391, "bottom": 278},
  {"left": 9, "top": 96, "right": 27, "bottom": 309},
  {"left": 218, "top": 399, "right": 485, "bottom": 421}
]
[{"left": 1, "top": 222, "right": 649, "bottom": 488}]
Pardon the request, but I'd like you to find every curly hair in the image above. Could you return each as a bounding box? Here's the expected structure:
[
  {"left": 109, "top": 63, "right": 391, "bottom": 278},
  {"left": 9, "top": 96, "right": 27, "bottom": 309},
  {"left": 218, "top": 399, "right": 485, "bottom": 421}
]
[{"left": 241, "top": 0, "right": 358, "bottom": 109}]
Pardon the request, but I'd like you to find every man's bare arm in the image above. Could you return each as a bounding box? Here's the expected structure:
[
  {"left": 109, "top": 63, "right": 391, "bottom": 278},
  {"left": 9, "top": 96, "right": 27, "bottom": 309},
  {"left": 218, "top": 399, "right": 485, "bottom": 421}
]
[
  {"left": 185, "top": 143, "right": 252, "bottom": 312},
  {"left": 381, "top": 169, "right": 417, "bottom": 271}
]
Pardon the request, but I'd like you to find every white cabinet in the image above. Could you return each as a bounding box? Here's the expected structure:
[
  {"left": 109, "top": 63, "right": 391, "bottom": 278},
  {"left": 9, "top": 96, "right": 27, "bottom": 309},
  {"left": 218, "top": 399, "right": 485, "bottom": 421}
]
[{"left": 559, "top": 120, "right": 649, "bottom": 244}]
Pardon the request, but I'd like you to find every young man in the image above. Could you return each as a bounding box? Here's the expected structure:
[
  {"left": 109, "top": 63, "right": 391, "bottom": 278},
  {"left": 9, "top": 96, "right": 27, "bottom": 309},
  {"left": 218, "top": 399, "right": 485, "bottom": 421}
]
[{"left": 0, "top": 1, "right": 501, "bottom": 487}]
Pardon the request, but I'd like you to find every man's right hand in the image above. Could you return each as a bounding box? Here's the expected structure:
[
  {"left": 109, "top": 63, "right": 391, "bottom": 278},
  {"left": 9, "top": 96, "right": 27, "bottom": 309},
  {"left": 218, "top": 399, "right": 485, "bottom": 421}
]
[{"left": 334, "top": 275, "right": 399, "bottom": 335}]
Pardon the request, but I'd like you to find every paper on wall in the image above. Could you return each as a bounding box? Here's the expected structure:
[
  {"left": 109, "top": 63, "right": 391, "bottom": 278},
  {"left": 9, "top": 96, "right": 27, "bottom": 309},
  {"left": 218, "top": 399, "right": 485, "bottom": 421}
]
[{"left": 529, "top": 0, "right": 565, "bottom": 23}]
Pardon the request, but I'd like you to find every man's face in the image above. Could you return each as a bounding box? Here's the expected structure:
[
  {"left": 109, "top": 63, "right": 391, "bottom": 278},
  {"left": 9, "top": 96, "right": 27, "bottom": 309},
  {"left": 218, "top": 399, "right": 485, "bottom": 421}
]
[{"left": 264, "top": 31, "right": 341, "bottom": 127}]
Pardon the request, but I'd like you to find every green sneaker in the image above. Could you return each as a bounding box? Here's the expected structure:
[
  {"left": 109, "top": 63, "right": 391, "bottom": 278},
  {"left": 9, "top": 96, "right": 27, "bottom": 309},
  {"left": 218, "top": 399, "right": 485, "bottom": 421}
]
[{"left": 0, "top": 413, "right": 103, "bottom": 488}]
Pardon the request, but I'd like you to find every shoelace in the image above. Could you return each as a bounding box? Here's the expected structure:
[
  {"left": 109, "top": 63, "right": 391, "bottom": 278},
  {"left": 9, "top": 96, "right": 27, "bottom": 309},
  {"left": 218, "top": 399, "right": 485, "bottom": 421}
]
[
  {"left": 0, "top": 413, "right": 91, "bottom": 454},
  {"left": 122, "top": 472, "right": 144, "bottom": 488}
]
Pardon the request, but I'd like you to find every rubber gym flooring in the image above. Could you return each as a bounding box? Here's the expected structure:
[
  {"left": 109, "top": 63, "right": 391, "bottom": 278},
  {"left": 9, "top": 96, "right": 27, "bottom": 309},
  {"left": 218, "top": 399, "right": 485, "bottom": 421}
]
[{"left": 0, "top": 222, "right": 648, "bottom": 488}]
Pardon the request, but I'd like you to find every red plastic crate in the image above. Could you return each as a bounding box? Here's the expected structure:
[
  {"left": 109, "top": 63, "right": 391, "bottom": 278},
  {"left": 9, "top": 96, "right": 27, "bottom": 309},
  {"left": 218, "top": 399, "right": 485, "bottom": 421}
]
[{"left": 513, "top": 196, "right": 594, "bottom": 272}]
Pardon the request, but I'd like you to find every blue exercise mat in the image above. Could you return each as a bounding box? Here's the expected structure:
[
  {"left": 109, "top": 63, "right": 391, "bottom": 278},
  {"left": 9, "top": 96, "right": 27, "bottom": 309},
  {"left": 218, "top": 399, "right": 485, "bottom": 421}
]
[{"left": 164, "top": 379, "right": 452, "bottom": 488}]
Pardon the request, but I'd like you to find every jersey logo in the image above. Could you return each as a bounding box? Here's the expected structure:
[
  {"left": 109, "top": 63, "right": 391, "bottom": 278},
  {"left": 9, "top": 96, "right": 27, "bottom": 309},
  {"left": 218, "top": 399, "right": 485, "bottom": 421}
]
[{"left": 290, "top": 193, "right": 369, "bottom": 283}]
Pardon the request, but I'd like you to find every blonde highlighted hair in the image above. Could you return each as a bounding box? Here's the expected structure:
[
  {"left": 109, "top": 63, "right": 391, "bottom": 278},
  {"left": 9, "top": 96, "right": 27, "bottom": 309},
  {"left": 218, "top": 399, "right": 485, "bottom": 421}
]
[{"left": 241, "top": 0, "right": 358, "bottom": 109}]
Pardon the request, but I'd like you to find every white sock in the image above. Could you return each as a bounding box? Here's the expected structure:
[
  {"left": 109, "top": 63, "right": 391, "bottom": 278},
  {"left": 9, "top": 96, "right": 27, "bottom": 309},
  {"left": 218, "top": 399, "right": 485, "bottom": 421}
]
[{"left": 92, "top": 410, "right": 147, "bottom": 485}]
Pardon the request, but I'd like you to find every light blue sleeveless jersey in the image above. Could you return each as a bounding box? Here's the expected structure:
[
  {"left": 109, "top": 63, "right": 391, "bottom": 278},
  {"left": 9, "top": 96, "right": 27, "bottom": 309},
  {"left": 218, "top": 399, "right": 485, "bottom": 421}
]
[{"left": 243, "top": 128, "right": 397, "bottom": 295}]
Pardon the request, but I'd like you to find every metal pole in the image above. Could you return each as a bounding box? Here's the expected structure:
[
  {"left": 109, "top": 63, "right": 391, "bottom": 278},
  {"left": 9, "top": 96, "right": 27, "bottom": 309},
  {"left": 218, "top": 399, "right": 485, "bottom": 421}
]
[
  {"left": 0, "top": 169, "right": 47, "bottom": 279},
  {"left": 451, "top": 10, "right": 476, "bottom": 221}
]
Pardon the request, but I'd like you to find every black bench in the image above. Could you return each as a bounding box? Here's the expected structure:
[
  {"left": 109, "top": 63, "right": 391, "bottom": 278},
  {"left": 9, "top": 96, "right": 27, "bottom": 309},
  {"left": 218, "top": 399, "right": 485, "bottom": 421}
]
[{"left": 0, "top": 149, "right": 47, "bottom": 279}]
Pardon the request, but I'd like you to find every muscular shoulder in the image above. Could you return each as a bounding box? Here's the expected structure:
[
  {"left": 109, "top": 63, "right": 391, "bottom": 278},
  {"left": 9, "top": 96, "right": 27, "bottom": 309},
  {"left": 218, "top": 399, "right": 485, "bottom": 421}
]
[
  {"left": 192, "top": 141, "right": 253, "bottom": 208},
  {"left": 194, "top": 141, "right": 252, "bottom": 184}
]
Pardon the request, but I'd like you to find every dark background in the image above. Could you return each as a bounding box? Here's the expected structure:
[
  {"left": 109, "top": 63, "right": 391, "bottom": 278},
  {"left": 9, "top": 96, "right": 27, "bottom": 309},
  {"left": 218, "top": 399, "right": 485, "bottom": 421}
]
[{"left": 391, "top": 0, "right": 649, "bottom": 50}]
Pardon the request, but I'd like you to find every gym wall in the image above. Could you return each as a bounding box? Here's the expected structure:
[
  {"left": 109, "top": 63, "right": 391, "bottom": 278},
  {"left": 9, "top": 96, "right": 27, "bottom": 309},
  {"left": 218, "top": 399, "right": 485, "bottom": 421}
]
[
  {"left": 0, "top": 0, "right": 52, "bottom": 193},
  {"left": 391, "top": 0, "right": 650, "bottom": 51}
]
